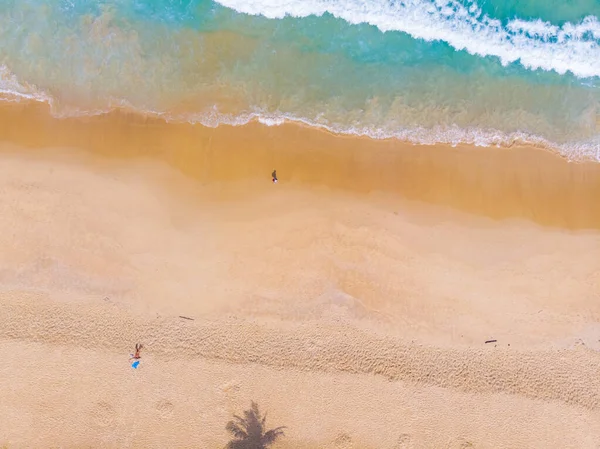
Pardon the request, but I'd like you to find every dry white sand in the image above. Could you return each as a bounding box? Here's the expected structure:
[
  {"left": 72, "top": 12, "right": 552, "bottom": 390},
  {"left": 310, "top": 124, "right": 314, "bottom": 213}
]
[{"left": 0, "top": 140, "right": 599, "bottom": 448}]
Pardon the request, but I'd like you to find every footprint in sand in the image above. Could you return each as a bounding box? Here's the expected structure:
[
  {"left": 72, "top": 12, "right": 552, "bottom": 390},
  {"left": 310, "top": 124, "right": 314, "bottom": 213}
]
[
  {"left": 219, "top": 380, "right": 241, "bottom": 405},
  {"left": 155, "top": 399, "right": 175, "bottom": 418},
  {"left": 393, "top": 433, "right": 415, "bottom": 449},
  {"left": 333, "top": 433, "right": 354, "bottom": 449},
  {"left": 90, "top": 401, "right": 116, "bottom": 428},
  {"left": 447, "top": 437, "right": 475, "bottom": 449}
]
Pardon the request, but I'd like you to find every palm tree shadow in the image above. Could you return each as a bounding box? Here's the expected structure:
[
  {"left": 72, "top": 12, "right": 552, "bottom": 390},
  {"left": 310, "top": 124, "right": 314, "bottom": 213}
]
[{"left": 226, "top": 401, "right": 286, "bottom": 449}]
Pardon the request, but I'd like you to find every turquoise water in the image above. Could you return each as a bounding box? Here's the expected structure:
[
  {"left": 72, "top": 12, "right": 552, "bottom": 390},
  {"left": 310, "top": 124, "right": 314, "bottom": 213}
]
[{"left": 0, "top": 0, "right": 599, "bottom": 159}]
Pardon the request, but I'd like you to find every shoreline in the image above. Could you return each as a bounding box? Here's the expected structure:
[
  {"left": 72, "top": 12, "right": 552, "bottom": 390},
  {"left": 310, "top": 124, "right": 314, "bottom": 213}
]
[
  {"left": 4, "top": 92, "right": 597, "bottom": 164},
  {"left": 1, "top": 101, "right": 600, "bottom": 229}
]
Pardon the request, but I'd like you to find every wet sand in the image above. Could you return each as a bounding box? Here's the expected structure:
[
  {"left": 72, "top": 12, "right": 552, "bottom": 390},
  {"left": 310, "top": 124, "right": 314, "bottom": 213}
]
[
  {"left": 0, "top": 102, "right": 599, "bottom": 448},
  {"left": 1, "top": 101, "right": 600, "bottom": 228}
]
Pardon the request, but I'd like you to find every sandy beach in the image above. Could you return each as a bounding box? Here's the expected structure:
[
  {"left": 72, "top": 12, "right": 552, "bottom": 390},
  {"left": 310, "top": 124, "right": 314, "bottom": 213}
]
[{"left": 0, "top": 102, "right": 599, "bottom": 448}]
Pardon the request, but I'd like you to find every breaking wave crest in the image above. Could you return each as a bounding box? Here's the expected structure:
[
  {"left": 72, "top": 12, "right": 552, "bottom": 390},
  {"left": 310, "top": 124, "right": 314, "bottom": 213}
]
[{"left": 214, "top": 0, "right": 600, "bottom": 78}]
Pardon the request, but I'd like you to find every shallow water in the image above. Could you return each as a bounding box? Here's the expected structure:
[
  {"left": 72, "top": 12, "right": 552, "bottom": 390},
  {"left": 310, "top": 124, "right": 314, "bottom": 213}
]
[{"left": 0, "top": 0, "right": 599, "bottom": 159}]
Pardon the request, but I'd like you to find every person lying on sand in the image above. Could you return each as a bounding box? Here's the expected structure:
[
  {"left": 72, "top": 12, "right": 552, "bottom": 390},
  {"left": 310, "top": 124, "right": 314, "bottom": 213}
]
[{"left": 129, "top": 343, "right": 143, "bottom": 361}]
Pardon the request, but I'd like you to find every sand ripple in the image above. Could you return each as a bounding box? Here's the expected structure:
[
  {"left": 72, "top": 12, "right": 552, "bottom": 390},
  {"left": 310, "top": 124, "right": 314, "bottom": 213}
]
[{"left": 1, "top": 292, "right": 599, "bottom": 411}]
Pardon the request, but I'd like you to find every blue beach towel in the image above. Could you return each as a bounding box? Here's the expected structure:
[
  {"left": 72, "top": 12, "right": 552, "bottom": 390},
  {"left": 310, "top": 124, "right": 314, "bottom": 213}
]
[{"left": 131, "top": 360, "right": 140, "bottom": 369}]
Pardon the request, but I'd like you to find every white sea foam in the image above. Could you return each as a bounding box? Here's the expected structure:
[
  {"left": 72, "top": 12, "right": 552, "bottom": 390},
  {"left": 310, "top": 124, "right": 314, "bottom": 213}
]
[
  {"left": 213, "top": 0, "right": 600, "bottom": 78},
  {"left": 258, "top": 115, "right": 286, "bottom": 126},
  {"left": 113, "top": 107, "right": 600, "bottom": 162},
  {"left": 0, "top": 65, "right": 54, "bottom": 104},
  {"left": 1, "top": 65, "right": 598, "bottom": 162}
]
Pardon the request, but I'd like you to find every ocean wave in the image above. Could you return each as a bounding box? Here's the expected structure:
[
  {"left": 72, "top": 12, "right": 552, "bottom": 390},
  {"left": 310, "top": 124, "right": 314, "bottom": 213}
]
[
  {"left": 212, "top": 0, "right": 600, "bottom": 78},
  {"left": 2, "top": 64, "right": 598, "bottom": 162},
  {"left": 2, "top": 93, "right": 599, "bottom": 163},
  {"left": 0, "top": 65, "right": 54, "bottom": 104}
]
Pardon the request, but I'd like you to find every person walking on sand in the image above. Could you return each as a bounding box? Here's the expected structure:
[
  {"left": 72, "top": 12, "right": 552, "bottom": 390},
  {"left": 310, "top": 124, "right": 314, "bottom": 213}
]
[
  {"left": 272, "top": 169, "right": 278, "bottom": 184},
  {"left": 129, "top": 343, "right": 143, "bottom": 362}
]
